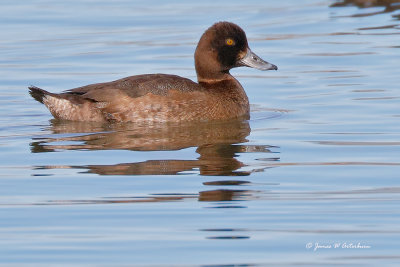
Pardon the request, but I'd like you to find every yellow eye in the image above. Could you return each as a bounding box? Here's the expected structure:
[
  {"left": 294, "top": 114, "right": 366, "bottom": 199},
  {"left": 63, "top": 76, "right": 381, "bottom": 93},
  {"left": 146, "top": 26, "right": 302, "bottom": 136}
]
[{"left": 226, "top": 38, "right": 235, "bottom": 46}]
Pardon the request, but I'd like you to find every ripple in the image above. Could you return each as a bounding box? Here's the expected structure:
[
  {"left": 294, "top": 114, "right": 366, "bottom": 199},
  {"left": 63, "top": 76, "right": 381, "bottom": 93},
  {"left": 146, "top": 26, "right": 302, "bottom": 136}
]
[
  {"left": 259, "top": 161, "right": 400, "bottom": 167},
  {"left": 206, "top": 236, "right": 250, "bottom": 240},
  {"left": 303, "top": 52, "right": 376, "bottom": 56},
  {"left": 203, "top": 180, "right": 251, "bottom": 186},
  {"left": 310, "top": 141, "right": 400, "bottom": 146}
]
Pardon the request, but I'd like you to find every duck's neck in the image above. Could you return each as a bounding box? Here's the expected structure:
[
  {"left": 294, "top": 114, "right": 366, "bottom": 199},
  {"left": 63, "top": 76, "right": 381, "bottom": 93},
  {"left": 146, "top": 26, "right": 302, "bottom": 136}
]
[{"left": 195, "top": 56, "right": 230, "bottom": 83}]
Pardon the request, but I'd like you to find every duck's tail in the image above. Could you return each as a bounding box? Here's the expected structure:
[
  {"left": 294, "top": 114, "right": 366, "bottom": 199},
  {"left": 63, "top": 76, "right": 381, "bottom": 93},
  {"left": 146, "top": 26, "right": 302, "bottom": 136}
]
[
  {"left": 28, "top": 86, "right": 53, "bottom": 104},
  {"left": 28, "top": 85, "right": 104, "bottom": 122}
]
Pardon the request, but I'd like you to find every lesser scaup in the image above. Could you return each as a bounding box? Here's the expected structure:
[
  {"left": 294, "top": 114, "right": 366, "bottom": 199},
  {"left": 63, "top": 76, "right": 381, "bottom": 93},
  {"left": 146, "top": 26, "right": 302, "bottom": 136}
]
[{"left": 29, "top": 21, "right": 277, "bottom": 122}]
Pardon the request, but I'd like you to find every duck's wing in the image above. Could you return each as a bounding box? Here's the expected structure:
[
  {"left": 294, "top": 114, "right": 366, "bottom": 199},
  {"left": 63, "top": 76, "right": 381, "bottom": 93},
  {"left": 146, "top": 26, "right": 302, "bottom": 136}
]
[{"left": 64, "top": 74, "right": 202, "bottom": 102}]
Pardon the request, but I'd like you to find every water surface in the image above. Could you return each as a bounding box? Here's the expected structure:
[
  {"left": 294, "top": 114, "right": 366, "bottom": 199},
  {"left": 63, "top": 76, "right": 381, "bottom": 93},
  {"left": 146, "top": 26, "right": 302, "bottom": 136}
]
[{"left": 1, "top": 0, "right": 400, "bottom": 266}]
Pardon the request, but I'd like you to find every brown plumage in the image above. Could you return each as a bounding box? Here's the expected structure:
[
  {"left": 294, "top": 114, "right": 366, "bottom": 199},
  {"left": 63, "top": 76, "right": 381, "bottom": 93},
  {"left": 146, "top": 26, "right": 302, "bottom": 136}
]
[{"left": 29, "top": 21, "right": 277, "bottom": 122}]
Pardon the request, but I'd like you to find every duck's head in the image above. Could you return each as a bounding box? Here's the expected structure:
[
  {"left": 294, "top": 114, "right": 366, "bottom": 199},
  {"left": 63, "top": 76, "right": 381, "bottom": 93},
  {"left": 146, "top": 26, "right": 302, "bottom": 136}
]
[{"left": 195, "top": 21, "right": 277, "bottom": 82}]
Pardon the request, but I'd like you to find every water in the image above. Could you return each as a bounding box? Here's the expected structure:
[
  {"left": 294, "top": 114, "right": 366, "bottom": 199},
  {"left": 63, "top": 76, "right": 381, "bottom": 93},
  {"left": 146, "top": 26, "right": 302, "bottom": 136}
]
[{"left": 1, "top": 0, "right": 400, "bottom": 265}]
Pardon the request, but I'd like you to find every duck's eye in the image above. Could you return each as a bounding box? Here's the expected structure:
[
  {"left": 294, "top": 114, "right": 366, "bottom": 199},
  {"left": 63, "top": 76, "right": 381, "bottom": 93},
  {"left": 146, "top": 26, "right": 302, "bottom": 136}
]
[{"left": 225, "top": 38, "right": 235, "bottom": 46}]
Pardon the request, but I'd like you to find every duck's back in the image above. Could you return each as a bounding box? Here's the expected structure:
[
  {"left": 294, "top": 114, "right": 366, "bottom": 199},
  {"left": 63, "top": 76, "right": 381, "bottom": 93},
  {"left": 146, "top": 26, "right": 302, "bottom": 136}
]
[{"left": 66, "top": 74, "right": 202, "bottom": 101}]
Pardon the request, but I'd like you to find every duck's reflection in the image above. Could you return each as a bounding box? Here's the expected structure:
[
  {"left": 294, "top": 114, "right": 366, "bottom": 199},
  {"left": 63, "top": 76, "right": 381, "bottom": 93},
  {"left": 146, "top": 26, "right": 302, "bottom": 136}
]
[
  {"left": 84, "top": 142, "right": 272, "bottom": 176},
  {"left": 32, "top": 119, "right": 250, "bottom": 152},
  {"left": 31, "top": 119, "right": 277, "bottom": 177},
  {"left": 31, "top": 119, "right": 278, "bottom": 203}
]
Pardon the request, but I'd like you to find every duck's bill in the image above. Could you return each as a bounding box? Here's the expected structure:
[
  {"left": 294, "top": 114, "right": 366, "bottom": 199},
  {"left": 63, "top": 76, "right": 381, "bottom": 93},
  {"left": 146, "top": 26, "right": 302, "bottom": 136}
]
[{"left": 238, "top": 48, "right": 278, "bottom": 71}]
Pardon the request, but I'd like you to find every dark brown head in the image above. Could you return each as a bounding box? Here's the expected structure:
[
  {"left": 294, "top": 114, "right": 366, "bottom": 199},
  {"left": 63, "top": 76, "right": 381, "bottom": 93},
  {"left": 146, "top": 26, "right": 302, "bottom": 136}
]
[{"left": 195, "top": 21, "right": 277, "bottom": 82}]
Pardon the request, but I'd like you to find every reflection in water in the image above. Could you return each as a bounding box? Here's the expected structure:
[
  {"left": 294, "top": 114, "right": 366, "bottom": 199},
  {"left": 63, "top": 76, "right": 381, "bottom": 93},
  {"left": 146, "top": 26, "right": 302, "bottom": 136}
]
[
  {"left": 30, "top": 119, "right": 278, "bottom": 204},
  {"left": 29, "top": 119, "right": 279, "bottom": 206},
  {"left": 331, "top": 0, "right": 400, "bottom": 18},
  {"left": 198, "top": 189, "right": 253, "bottom": 202},
  {"left": 31, "top": 119, "right": 250, "bottom": 152},
  {"left": 31, "top": 119, "right": 277, "bottom": 176},
  {"left": 84, "top": 143, "right": 273, "bottom": 176}
]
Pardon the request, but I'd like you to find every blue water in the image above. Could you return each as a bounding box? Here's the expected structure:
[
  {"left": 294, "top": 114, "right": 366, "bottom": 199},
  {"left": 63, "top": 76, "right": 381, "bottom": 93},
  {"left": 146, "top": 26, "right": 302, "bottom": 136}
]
[{"left": 1, "top": 0, "right": 400, "bottom": 266}]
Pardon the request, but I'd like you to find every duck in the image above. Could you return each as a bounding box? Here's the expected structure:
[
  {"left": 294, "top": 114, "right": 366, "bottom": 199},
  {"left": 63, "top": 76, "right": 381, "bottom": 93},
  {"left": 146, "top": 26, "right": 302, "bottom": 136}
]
[{"left": 29, "top": 21, "right": 277, "bottom": 122}]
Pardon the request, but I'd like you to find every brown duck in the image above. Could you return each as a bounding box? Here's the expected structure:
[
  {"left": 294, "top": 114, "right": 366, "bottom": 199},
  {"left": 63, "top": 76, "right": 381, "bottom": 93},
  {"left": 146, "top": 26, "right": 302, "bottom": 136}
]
[{"left": 29, "top": 21, "right": 277, "bottom": 122}]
